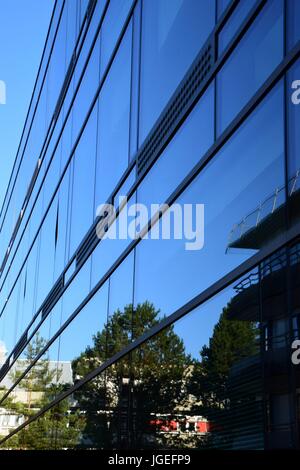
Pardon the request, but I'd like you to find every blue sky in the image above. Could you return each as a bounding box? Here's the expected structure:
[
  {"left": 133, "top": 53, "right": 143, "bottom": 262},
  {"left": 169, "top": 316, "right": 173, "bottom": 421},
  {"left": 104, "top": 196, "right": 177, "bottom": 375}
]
[{"left": 0, "top": 0, "right": 54, "bottom": 208}]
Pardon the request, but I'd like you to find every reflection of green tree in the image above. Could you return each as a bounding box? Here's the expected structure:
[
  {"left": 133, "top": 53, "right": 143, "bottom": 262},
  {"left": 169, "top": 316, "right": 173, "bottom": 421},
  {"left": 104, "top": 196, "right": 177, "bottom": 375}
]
[
  {"left": 72, "top": 302, "right": 192, "bottom": 449},
  {"left": 1, "top": 299, "right": 260, "bottom": 450},
  {"left": 1, "top": 333, "right": 84, "bottom": 450},
  {"left": 187, "top": 304, "right": 259, "bottom": 448},
  {"left": 72, "top": 301, "right": 259, "bottom": 449}
]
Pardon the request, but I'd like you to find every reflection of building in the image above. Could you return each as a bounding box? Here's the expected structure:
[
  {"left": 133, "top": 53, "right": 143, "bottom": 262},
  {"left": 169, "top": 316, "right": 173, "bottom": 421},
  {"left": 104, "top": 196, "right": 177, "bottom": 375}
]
[
  {"left": 0, "top": 342, "right": 72, "bottom": 436},
  {"left": 0, "top": 0, "right": 300, "bottom": 450},
  {"left": 227, "top": 195, "right": 300, "bottom": 448}
]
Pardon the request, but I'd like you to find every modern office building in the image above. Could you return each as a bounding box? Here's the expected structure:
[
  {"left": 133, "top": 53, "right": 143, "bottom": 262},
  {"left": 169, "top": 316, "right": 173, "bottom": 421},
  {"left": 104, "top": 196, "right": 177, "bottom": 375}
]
[{"left": 0, "top": 0, "right": 299, "bottom": 450}]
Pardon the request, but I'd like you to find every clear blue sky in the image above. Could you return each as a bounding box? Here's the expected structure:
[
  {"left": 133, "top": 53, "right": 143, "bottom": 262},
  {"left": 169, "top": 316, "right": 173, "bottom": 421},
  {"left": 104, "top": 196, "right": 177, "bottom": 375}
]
[{"left": 0, "top": 0, "right": 54, "bottom": 208}]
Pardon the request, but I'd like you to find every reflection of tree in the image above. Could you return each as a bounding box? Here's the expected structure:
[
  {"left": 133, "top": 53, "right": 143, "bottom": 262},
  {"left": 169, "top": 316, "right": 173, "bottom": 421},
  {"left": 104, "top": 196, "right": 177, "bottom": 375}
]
[
  {"left": 1, "top": 334, "right": 84, "bottom": 449},
  {"left": 187, "top": 304, "right": 259, "bottom": 448},
  {"left": 1, "top": 299, "right": 260, "bottom": 450},
  {"left": 72, "top": 302, "right": 192, "bottom": 448},
  {"left": 72, "top": 300, "right": 259, "bottom": 449}
]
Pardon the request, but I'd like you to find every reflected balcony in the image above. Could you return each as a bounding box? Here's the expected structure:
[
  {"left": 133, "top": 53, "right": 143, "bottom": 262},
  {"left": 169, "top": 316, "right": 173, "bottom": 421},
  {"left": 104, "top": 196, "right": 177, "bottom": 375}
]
[{"left": 227, "top": 171, "right": 300, "bottom": 250}]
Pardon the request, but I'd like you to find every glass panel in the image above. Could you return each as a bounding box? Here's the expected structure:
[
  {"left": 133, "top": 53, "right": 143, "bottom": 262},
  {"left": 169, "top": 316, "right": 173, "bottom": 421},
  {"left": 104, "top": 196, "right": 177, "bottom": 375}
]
[
  {"left": 217, "top": 0, "right": 231, "bottom": 19},
  {"left": 138, "top": 84, "right": 214, "bottom": 210},
  {"left": 217, "top": 0, "right": 283, "bottom": 135},
  {"left": 65, "top": 272, "right": 263, "bottom": 449},
  {"left": 134, "top": 83, "right": 285, "bottom": 318},
  {"left": 287, "top": 0, "right": 300, "bottom": 51},
  {"left": 95, "top": 22, "right": 132, "bottom": 209},
  {"left": 54, "top": 167, "right": 72, "bottom": 279},
  {"left": 139, "top": 0, "right": 215, "bottom": 144},
  {"left": 35, "top": 199, "right": 57, "bottom": 309},
  {"left": 91, "top": 193, "right": 136, "bottom": 289},
  {"left": 72, "top": 33, "right": 100, "bottom": 143},
  {"left": 218, "top": 0, "right": 257, "bottom": 55},
  {"left": 100, "top": 0, "right": 133, "bottom": 75},
  {"left": 69, "top": 106, "right": 98, "bottom": 256},
  {"left": 108, "top": 251, "right": 134, "bottom": 319},
  {"left": 290, "top": 242, "right": 300, "bottom": 319},
  {"left": 287, "top": 59, "right": 300, "bottom": 226},
  {"left": 113, "top": 166, "right": 136, "bottom": 210},
  {"left": 1, "top": 246, "right": 299, "bottom": 449}
]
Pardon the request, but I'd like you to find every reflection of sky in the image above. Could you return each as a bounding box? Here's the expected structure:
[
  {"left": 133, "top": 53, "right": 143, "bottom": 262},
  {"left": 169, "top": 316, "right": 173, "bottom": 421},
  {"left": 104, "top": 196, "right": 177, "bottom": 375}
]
[
  {"left": 0, "top": 0, "right": 54, "bottom": 207},
  {"left": 173, "top": 288, "right": 233, "bottom": 359},
  {"left": 2, "top": 1, "right": 292, "bottom": 371},
  {"left": 134, "top": 83, "right": 284, "bottom": 320},
  {"left": 28, "top": 83, "right": 284, "bottom": 364}
]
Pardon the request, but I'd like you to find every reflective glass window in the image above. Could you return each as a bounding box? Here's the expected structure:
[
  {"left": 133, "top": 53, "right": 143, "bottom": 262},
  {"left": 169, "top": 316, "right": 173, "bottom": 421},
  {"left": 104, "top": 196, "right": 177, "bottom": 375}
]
[
  {"left": 287, "top": 59, "right": 300, "bottom": 225},
  {"left": 134, "top": 84, "right": 285, "bottom": 318},
  {"left": 218, "top": 0, "right": 257, "bottom": 55},
  {"left": 287, "top": 0, "right": 300, "bottom": 51},
  {"left": 100, "top": 0, "right": 133, "bottom": 75},
  {"left": 139, "top": 0, "right": 215, "bottom": 144},
  {"left": 69, "top": 106, "right": 98, "bottom": 256},
  {"left": 217, "top": 0, "right": 283, "bottom": 134},
  {"left": 95, "top": 23, "right": 132, "bottom": 209},
  {"left": 138, "top": 84, "right": 214, "bottom": 210},
  {"left": 217, "top": 0, "right": 231, "bottom": 19}
]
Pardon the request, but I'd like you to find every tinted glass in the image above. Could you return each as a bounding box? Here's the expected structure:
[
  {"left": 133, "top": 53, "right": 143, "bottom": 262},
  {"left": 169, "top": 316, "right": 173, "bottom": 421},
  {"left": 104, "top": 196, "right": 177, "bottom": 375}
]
[
  {"left": 139, "top": 0, "right": 215, "bottom": 144},
  {"left": 217, "top": 0, "right": 283, "bottom": 134},
  {"left": 135, "top": 84, "right": 285, "bottom": 317}
]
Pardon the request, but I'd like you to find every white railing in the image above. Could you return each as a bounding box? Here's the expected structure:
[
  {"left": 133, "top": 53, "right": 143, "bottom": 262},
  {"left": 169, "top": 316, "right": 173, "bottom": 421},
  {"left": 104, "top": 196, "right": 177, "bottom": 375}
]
[{"left": 228, "top": 171, "right": 300, "bottom": 247}]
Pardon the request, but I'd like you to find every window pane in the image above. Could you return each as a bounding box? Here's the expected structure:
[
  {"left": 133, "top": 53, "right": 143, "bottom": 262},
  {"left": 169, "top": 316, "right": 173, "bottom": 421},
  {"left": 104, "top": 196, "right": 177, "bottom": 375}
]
[
  {"left": 134, "top": 83, "right": 285, "bottom": 318},
  {"left": 100, "top": 0, "right": 134, "bottom": 75},
  {"left": 217, "top": 0, "right": 231, "bottom": 19},
  {"left": 138, "top": 84, "right": 215, "bottom": 210},
  {"left": 217, "top": 0, "right": 283, "bottom": 134},
  {"left": 69, "top": 106, "right": 98, "bottom": 256},
  {"left": 287, "top": 59, "right": 300, "bottom": 226},
  {"left": 139, "top": 0, "right": 215, "bottom": 144},
  {"left": 69, "top": 272, "right": 263, "bottom": 449},
  {"left": 218, "top": 0, "right": 257, "bottom": 55},
  {"left": 287, "top": 0, "right": 300, "bottom": 51},
  {"left": 95, "top": 23, "right": 132, "bottom": 208}
]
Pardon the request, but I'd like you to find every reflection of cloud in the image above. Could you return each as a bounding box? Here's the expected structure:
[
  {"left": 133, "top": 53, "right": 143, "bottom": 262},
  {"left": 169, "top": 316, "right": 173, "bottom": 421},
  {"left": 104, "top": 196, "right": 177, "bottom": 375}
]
[{"left": 0, "top": 80, "right": 6, "bottom": 105}]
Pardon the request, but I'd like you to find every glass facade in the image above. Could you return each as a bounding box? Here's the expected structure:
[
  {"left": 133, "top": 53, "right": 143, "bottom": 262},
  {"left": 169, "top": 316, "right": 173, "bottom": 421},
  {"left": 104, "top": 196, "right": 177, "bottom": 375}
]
[{"left": 0, "top": 0, "right": 299, "bottom": 450}]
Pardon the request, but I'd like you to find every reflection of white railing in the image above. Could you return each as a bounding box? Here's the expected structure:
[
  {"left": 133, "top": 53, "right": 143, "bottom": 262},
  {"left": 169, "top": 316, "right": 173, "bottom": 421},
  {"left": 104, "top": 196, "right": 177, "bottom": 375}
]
[
  {"left": 228, "top": 171, "right": 300, "bottom": 247},
  {"left": 234, "top": 272, "right": 259, "bottom": 293},
  {"left": 233, "top": 244, "right": 300, "bottom": 295}
]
